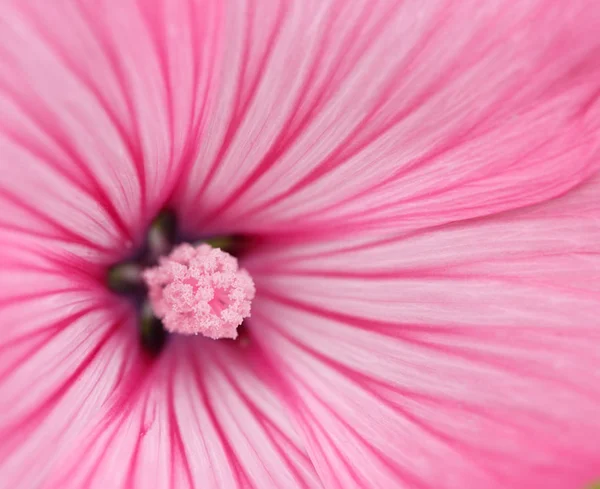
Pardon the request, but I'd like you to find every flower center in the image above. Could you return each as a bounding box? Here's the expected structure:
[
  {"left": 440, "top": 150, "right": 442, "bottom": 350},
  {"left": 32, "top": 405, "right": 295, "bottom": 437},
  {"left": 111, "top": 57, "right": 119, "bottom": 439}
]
[
  {"left": 107, "top": 211, "right": 255, "bottom": 355},
  {"left": 143, "top": 243, "right": 255, "bottom": 339}
]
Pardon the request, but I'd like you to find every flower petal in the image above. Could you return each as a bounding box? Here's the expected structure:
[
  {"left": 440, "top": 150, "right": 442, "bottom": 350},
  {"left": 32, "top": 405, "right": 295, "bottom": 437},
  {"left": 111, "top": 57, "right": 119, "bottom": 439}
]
[
  {"left": 0, "top": 0, "right": 216, "bottom": 254},
  {"left": 0, "top": 250, "right": 135, "bottom": 487},
  {"left": 248, "top": 174, "right": 600, "bottom": 489},
  {"left": 40, "top": 338, "right": 322, "bottom": 489},
  {"left": 172, "top": 0, "right": 600, "bottom": 235}
]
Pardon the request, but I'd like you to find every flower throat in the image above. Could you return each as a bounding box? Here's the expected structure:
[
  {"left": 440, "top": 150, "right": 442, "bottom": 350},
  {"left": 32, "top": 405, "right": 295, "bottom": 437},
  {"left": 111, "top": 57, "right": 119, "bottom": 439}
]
[{"left": 107, "top": 211, "right": 254, "bottom": 356}]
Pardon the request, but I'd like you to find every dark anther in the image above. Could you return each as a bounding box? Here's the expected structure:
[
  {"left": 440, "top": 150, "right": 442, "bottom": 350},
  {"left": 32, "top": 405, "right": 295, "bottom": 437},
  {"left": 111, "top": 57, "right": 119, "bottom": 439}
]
[
  {"left": 145, "top": 209, "right": 177, "bottom": 266},
  {"left": 107, "top": 262, "right": 143, "bottom": 294},
  {"left": 200, "top": 233, "right": 251, "bottom": 259},
  {"left": 139, "top": 302, "right": 168, "bottom": 357}
]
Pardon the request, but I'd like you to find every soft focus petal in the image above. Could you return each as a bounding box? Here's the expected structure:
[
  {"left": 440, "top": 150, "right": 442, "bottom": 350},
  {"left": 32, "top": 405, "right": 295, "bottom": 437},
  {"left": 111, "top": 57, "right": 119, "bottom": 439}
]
[
  {"left": 172, "top": 0, "right": 600, "bottom": 235},
  {"left": 39, "top": 338, "right": 321, "bottom": 489},
  {"left": 246, "top": 174, "right": 600, "bottom": 489},
  {"left": 0, "top": 245, "right": 135, "bottom": 487},
  {"left": 0, "top": 0, "right": 220, "bottom": 256}
]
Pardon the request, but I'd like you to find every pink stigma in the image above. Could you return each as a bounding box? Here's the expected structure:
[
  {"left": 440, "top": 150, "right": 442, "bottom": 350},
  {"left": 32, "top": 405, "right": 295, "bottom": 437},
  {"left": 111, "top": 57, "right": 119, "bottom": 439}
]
[{"left": 142, "top": 243, "right": 255, "bottom": 339}]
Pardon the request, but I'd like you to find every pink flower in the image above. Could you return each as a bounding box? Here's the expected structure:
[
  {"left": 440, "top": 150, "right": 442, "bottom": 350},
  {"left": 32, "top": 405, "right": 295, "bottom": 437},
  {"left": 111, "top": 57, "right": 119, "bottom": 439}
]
[{"left": 1, "top": 1, "right": 600, "bottom": 488}]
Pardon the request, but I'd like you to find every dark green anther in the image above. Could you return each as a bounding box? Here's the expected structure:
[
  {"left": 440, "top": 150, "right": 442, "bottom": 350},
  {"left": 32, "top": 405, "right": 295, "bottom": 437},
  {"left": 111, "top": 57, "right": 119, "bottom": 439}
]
[
  {"left": 146, "top": 209, "right": 177, "bottom": 265},
  {"left": 139, "top": 302, "right": 168, "bottom": 356},
  {"left": 107, "top": 262, "right": 143, "bottom": 294},
  {"left": 196, "top": 235, "right": 237, "bottom": 253}
]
